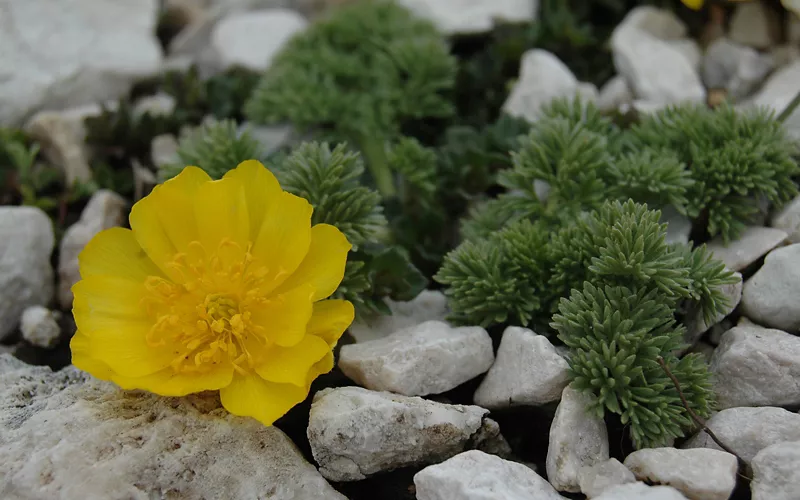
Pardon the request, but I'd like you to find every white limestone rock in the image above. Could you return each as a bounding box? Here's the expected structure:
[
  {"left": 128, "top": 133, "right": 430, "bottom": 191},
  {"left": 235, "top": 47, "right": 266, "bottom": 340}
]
[
  {"left": 771, "top": 195, "right": 800, "bottom": 243},
  {"left": 750, "top": 440, "right": 800, "bottom": 500},
  {"left": 0, "top": 207, "right": 55, "bottom": 342},
  {"left": 709, "top": 324, "right": 800, "bottom": 409},
  {"left": 338, "top": 320, "right": 494, "bottom": 396},
  {"left": 307, "top": 386, "right": 505, "bottom": 482},
  {"left": 503, "top": 50, "right": 595, "bottom": 123},
  {"left": 729, "top": 2, "right": 779, "bottom": 49},
  {"left": 20, "top": 306, "right": 61, "bottom": 349},
  {"left": 661, "top": 205, "right": 693, "bottom": 245},
  {"left": 133, "top": 93, "right": 177, "bottom": 117},
  {"left": 0, "top": 354, "right": 345, "bottom": 499},
  {"left": 210, "top": 9, "right": 307, "bottom": 71},
  {"left": 546, "top": 385, "right": 609, "bottom": 493},
  {"left": 683, "top": 406, "right": 800, "bottom": 462},
  {"left": 414, "top": 450, "right": 564, "bottom": 500},
  {"left": 57, "top": 190, "right": 128, "bottom": 309},
  {"left": 348, "top": 290, "right": 448, "bottom": 343},
  {"left": 667, "top": 39, "right": 702, "bottom": 70},
  {"left": 473, "top": 326, "right": 570, "bottom": 409},
  {"left": 597, "top": 75, "right": 633, "bottom": 113},
  {"left": 240, "top": 123, "right": 294, "bottom": 156},
  {"left": 611, "top": 8, "right": 705, "bottom": 105},
  {"left": 0, "top": 0, "right": 162, "bottom": 125},
  {"left": 594, "top": 482, "right": 689, "bottom": 500},
  {"left": 741, "top": 243, "right": 800, "bottom": 332},
  {"left": 706, "top": 226, "right": 787, "bottom": 272},
  {"left": 151, "top": 134, "right": 181, "bottom": 168},
  {"left": 624, "top": 448, "right": 737, "bottom": 500},
  {"left": 684, "top": 271, "right": 741, "bottom": 346},
  {"left": 395, "top": 0, "right": 538, "bottom": 35},
  {"left": 702, "top": 38, "right": 774, "bottom": 101},
  {"left": 742, "top": 60, "right": 800, "bottom": 141},
  {"left": 577, "top": 458, "right": 636, "bottom": 499}
]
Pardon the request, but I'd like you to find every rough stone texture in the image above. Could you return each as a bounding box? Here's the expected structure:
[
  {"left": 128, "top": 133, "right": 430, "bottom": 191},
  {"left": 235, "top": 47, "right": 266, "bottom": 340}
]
[
  {"left": 348, "top": 290, "right": 448, "bottom": 343},
  {"left": 307, "top": 386, "right": 506, "bottom": 482},
  {"left": 210, "top": 9, "right": 307, "bottom": 71},
  {"left": 729, "top": 2, "right": 779, "bottom": 49},
  {"left": 0, "top": 354, "right": 345, "bottom": 500},
  {"left": 771, "top": 195, "right": 800, "bottom": 243},
  {"left": 0, "top": 0, "right": 162, "bottom": 125},
  {"left": 413, "top": 450, "right": 564, "bottom": 500},
  {"left": 503, "top": 50, "right": 594, "bottom": 123},
  {"left": 624, "top": 448, "right": 737, "bottom": 500},
  {"left": 709, "top": 324, "right": 800, "bottom": 409},
  {"left": 741, "top": 243, "right": 800, "bottom": 332},
  {"left": 577, "top": 458, "right": 636, "bottom": 499},
  {"left": 750, "top": 440, "right": 800, "bottom": 500},
  {"left": 338, "top": 320, "right": 494, "bottom": 396},
  {"left": 597, "top": 75, "right": 633, "bottom": 112},
  {"left": 0, "top": 207, "right": 55, "bottom": 342},
  {"left": 683, "top": 271, "right": 741, "bottom": 346},
  {"left": 473, "top": 326, "right": 570, "bottom": 409},
  {"left": 611, "top": 8, "right": 705, "bottom": 105},
  {"left": 395, "top": 0, "right": 538, "bottom": 35},
  {"left": 683, "top": 406, "right": 800, "bottom": 462},
  {"left": 23, "top": 105, "right": 105, "bottom": 185},
  {"left": 57, "top": 190, "right": 128, "bottom": 309},
  {"left": 702, "top": 38, "right": 774, "bottom": 102},
  {"left": 743, "top": 60, "right": 800, "bottom": 141},
  {"left": 594, "top": 482, "right": 689, "bottom": 500},
  {"left": 706, "top": 226, "right": 787, "bottom": 272},
  {"left": 546, "top": 385, "right": 609, "bottom": 493},
  {"left": 19, "top": 306, "right": 61, "bottom": 349}
]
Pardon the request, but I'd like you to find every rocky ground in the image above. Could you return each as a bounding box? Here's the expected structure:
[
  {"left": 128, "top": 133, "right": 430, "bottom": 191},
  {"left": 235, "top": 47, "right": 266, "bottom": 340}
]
[{"left": 2, "top": 0, "right": 800, "bottom": 499}]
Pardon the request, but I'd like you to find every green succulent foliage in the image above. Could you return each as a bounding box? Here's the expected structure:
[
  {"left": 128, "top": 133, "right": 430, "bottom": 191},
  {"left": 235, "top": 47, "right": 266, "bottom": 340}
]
[
  {"left": 0, "top": 128, "right": 59, "bottom": 210},
  {"left": 158, "top": 119, "right": 262, "bottom": 181},
  {"left": 629, "top": 103, "right": 800, "bottom": 242},
  {"left": 552, "top": 282, "right": 713, "bottom": 449},
  {"left": 604, "top": 150, "right": 694, "bottom": 214}
]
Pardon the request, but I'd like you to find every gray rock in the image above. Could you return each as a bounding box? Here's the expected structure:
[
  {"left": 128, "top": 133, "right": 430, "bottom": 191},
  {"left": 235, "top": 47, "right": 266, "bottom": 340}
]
[
  {"left": 577, "top": 458, "right": 636, "bottom": 499},
  {"left": 133, "top": 93, "right": 177, "bottom": 117},
  {"left": 240, "top": 123, "right": 293, "bottom": 156},
  {"left": 769, "top": 44, "right": 800, "bottom": 69},
  {"left": 546, "top": 385, "right": 609, "bottom": 492},
  {"left": 741, "top": 60, "right": 800, "bottom": 141},
  {"left": 683, "top": 406, "right": 800, "bottom": 462},
  {"left": 702, "top": 38, "right": 774, "bottom": 101},
  {"left": 729, "top": 2, "right": 778, "bottom": 49},
  {"left": 741, "top": 243, "right": 800, "bottom": 332},
  {"left": 349, "top": 290, "right": 448, "bottom": 343},
  {"left": 0, "top": 354, "right": 345, "bottom": 499},
  {"left": 395, "top": 0, "right": 538, "bottom": 35},
  {"left": 624, "top": 448, "right": 737, "bottom": 500},
  {"left": 751, "top": 440, "right": 800, "bottom": 500},
  {"left": 473, "top": 326, "right": 570, "bottom": 409},
  {"left": 597, "top": 75, "right": 634, "bottom": 113},
  {"left": 706, "top": 226, "right": 787, "bottom": 272},
  {"left": 338, "top": 320, "right": 494, "bottom": 396},
  {"left": 151, "top": 134, "right": 181, "bottom": 168},
  {"left": 684, "top": 271, "right": 742, "bottom": 346},
  {"left": 710, "top": 324, "right": 800, "bottom": 409},
  {"left": 503, "top": 50, "right": 594, "bottom": 122},
  {"left": 594, "top": 482, "right": 689, "bottom": 500},
  {"left": 19, "top": 306, "right": 61, "bottom": 349},
  {"left": 771, "top": 195, "right": 800, "bottom": 243},
  {"left": 0, "top": 207, "right": 55, "bottom": 342},
  {"left": 210, "top": 9, "right": 307, "bottom": 71},
  {"left": 414, "top": 450, "right": 564, "bottom": 500},
  {"left": 615, "top": 6, "right": 687, "bottom": 39},
  {"left": 57, "top": 190, "right": 128, "bottom": 309},
  {"left": 0, "top": 0, "right": 162, "bottom": 125},
  {"left": 667, "top": 39, "right": 701, "bottom": 69},
  {"left": 307, "top": 386, "right": 506, "bottom": 482},
  {"left": 661, "top": 205, "right": 693, "bottom": 245}
]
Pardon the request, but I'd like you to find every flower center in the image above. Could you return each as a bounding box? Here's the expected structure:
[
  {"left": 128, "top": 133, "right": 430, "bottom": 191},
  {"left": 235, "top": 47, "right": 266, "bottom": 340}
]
[{"left": 141, "top": 239, "right": 277, "bottom": 375}]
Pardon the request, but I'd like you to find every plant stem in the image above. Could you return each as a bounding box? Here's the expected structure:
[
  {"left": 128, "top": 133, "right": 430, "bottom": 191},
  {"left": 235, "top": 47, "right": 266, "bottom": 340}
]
[
  {"left": 358, "top": 135, "right": 396, "bottom": 198},
  {"left": 777, "top": 90, "right": 800, "bottom": 123},
  {"left": 656, "top": 356, "right": 751, "bottom": 479}
]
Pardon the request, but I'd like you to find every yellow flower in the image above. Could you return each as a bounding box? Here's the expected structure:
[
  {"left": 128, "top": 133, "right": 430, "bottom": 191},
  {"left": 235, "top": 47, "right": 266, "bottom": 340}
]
[
  {"left": 70, "top": 160, "right": 355, "bottom": 426},
  {"left": 681, "top": 0, "right": 704, "bottom": 9}
]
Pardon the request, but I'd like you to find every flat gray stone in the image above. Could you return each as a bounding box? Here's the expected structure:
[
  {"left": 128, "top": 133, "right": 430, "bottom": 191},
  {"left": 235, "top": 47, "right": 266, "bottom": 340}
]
[
  {"left": 624, "top": 448, "right": 737, "bottom": 500},
  {"left": 706, "top": 226, "right": 787, "bottom": 272},
  {"left": 741, "top": 243, "right": 800, "bottom": 332}
]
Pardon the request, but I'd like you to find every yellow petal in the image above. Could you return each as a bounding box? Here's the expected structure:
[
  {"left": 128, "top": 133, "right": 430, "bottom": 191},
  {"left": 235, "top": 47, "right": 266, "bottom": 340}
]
[
  {"left": 194, "top": 177, "right": 250, "bottom": 250},
  {"left": 250, "top": 284, "right": 315, "bottom": 347},
  {"left": 272, "top": 224, "right": 351, "bottom": 302},
  {"left": 308, "top": 351, "right": 335, "bottom": 385},
  {"left": 308, "top": 299, "right": 355, "bottom": 347},
  {"left": 223, "top": 160, "right": 282, "bottom": 242},
  {"left": 78, "top": 227, "right": 163, "bottom": 282},
  {"left": 112, "top": 363, "right": 234, "bottom": 397},
  {"left": 251, "top": 191, "right": 313, "bottom": 293},
  {"left": 72, "top": 276, "right": 149, "bottom": 319},
  {"left": 70, "top": 331, "right": 115, "bottom": 381},
  {"left": 255, "top": 335, "right": 330, "bottom": 386},
  {"left": 128, "top": 168, "right": 212, "bottom": 280},
  {"left": 219, "top": 373, "right": 308, "bottom": 426},
  {"left": 681, "top": 0, "right": 703, "bottom": 9}
]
